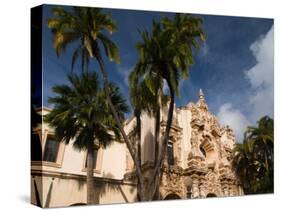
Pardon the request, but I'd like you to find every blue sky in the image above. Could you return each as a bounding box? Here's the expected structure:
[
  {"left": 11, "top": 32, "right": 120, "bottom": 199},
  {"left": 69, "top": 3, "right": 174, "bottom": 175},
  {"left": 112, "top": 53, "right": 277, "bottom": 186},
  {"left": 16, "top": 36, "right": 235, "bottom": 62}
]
[{"left": 41, "top": 5, "right": 274, "bottom": 142}]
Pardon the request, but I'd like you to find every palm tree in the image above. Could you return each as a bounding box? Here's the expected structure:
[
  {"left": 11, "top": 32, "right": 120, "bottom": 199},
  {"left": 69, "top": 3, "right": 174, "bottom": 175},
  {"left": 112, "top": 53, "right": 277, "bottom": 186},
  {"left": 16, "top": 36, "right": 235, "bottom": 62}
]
[
  {"left": 233, "top": 116, "right": 274, "bottom": 194},
  {"left": 47, "top": 7, "right": 146, "bottom": 200},
  {"left": 232, "top": 140, "right": 255, "bottom": 194},
  {"left": 48, "top": 7, "right": 119, "bottom": 71},
  {"left": 245, "top": 116, "right": 273, "bottom": 172},
  {"left": 245, "top": 116, "right": 274, "bottom": 193},
  {"left": 44, "top": 72, "right": 129, "bottom": 204},
  {"left": 133, "top": 15, "right": 205, "bottom": 199}
]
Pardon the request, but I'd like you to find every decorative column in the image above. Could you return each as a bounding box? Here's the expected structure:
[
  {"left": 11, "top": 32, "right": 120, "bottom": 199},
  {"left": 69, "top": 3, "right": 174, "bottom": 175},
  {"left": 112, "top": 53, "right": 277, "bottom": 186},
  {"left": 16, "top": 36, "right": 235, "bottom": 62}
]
[
  {"left": 199, "top": 178, "right": 206, "bottom": 198},
  {"left": 176, "top": 133, "right": 182, "bottom": 165},
  {"left": 190, "top": 131, "right": 197, "bottom": 156},
  {"left": 191, "top": 176, "right": 200, "bottom": 198},
  {"left": 185, "top": 176, "right": 193, "bottom": 199}
]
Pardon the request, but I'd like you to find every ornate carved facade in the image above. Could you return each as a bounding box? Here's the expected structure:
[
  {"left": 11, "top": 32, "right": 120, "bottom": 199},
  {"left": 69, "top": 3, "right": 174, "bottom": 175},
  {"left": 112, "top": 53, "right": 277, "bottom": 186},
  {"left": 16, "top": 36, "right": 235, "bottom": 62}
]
[{"left": 125, "top": 89, "right": 243, "bottom": 200}]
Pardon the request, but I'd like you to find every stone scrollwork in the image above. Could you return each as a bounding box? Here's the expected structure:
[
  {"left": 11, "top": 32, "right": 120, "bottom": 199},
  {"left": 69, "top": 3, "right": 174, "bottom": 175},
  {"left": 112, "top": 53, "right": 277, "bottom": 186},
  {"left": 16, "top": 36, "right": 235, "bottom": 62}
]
[
  {"left": 205, "top": 171, "right": 221, "bottom": 196},
  {"left": 161, "top": 166, "right": 185, "bottom": 198}
]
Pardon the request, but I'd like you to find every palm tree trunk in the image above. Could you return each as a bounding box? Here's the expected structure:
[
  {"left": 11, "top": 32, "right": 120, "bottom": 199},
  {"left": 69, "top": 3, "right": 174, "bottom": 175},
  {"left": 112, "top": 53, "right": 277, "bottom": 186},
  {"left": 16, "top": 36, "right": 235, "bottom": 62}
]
[
  {"left": 87, "top": 141, "right": 95, "bottom": 204},
  {"left": 154, "top": 108, "right": 160, "bottom": 166},
  {"left": 136, "top": 109, "right": 142, "bottom": 167},
  {"left": 152, "top": 108, "right": 161, "bottom": 200},
  {"left": 246, "top": 168, "right": 252, "bottom": 194},
  {"left": 135, "top": 109, "right": 142, "bottom": 201},
  {"left": 262, "top": 138, "right": 270, "bottom": 174},
  {"left": 151, "top": 168, "right": 164, "bottom": 200},
  {"left": 96, "top": 56, "right": 146, "bottom": 201},
  {"left": 149, "top": 85, "right": 175, "bottom": 200}
]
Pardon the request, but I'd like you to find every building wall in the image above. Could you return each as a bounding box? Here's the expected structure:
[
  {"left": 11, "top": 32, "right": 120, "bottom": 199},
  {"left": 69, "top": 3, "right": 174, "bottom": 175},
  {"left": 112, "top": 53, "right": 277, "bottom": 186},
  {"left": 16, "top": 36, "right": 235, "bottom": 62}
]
[
  {"left": 32, "top": 109, "right": 136, "bottom": 207},
  {"left": 31, "top": 174, "right": 136, "bottom": 207},
  {"left": 31, "top": 90, "right": 243, "bottom": 207}
]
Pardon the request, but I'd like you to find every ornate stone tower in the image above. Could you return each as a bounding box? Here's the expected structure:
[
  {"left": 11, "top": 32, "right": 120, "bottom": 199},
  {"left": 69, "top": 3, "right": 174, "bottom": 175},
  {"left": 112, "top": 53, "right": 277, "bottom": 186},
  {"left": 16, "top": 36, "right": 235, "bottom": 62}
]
[
  {"left": 124, "top": 89, "right": 243, "bottom": 200},
  {"left": 158, "top": 89, "right": 243, "bottom": 199}
]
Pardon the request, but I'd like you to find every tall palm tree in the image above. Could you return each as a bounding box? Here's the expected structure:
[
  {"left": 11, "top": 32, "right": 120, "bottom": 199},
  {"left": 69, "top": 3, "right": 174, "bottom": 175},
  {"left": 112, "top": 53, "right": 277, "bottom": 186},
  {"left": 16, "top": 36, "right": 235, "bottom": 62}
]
[
  {"left": 129, "top": 63, "right": 168, "bottom": 158},
  {"left": 133, "top": 15, "right": 205, "bottom": 199},
  {"left": 129, "top": 67, "right": 168, "bottom": 200},
  {"left": 44, "top": 72, "right": 129, "bottom": 204},
  {"left": 48, "top": 6, "right": 146, "bottom": 200}
]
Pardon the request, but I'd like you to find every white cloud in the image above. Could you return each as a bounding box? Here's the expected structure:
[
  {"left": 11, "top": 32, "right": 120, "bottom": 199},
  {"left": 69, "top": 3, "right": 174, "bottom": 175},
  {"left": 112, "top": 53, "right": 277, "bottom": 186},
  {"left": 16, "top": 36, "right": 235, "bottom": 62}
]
[
  {"left": 246, "top": 27, "right": 274, "bottom": 88},
  {"left": 217, "top": 26, "right": 274, "bottom": 143},
  {"left": 217, "top": 103, "right": 250, "bottom": 142},
  {"left": 245, "top": 26, "right": 274, "bottom": 120},
  {"left": 163, "top": 80, "right": 169, "bottom": 94},
  {"left": 116, "top": 65, "right": 132, "bottom": 86},
  {"left": 249, "top": 85, "right": 274, "bottom": 120}
]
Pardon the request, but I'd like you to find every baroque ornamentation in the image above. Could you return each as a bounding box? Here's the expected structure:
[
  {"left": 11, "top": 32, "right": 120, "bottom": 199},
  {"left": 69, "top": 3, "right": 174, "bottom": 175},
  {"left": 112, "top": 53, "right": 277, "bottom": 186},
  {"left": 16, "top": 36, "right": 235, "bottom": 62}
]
[
  {"left": 161, "top": 166, "right": 185, "bottom": 198},
  {"left": 126, "top": 89, "right": 243, "bottom": 200}
]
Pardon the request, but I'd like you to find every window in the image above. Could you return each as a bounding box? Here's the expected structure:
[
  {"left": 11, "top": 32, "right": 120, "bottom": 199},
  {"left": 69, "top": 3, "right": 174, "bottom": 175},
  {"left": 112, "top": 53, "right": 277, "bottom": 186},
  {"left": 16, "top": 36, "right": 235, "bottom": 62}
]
[
  {"left": 43, "top": 136, "right": 60, "bottom": 163},
  {"left": 200, "top": 144, "right": 206, "bottom": 157},
  {"left": 85, "top": 149, "right": 98, "bottom": 170},
  {"left": 31, "top": 131, "right": 65, "bottom": 168},
  {"left": 82, "top": 148, "right": 103, "bottom": 173},
  {"left": 167, "top": 141, "right": 174, "bottom": 165},
  {"left": 31, "top": 133, "right": 42, "bottom": 161}
]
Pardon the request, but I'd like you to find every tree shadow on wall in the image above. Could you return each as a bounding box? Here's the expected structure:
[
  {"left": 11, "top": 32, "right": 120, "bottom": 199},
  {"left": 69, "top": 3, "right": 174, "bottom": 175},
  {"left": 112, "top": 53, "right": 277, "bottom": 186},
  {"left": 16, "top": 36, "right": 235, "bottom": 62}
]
[
  {"left": 93, "top": 172, "right": 137, "bottom": 204},
  {"left": 142, "top": 130, "right": 155, "bottom": 163}
]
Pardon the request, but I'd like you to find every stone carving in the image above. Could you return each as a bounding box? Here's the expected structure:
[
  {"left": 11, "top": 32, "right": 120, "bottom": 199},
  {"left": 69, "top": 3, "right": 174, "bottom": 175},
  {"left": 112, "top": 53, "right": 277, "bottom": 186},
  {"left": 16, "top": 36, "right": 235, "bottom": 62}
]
[
  {"left": 184, "top": 89, "right": 241, "bottom": 198},
  {"left": 190, "top": 130, "right": 201, "bottom": 157},
  {"left": 199, "top": 178, "right": 207, "bottom": 197},
  {"left": 161, "top": 166, "right": 185, "bottom": 198},
  {"left": 205, "top": 170, "right": 221, "bottom": 196},
  {"left": 191, "top": 177, "right": 200, "bottom": 198},
  {"left": 133, "top": 89, "right": 242, "bottom": 199},
  {"left": 176, "top": 135, "right": 182, "bottom": 164}
]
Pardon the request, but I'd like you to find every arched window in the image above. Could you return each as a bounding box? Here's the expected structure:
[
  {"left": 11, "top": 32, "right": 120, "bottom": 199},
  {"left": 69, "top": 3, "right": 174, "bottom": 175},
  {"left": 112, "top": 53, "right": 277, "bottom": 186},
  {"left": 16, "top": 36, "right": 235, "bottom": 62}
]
[
  {"left": 206, "top": 193, "right": 217, "bottom": 198},
  {"left": 164, "top": 193, "right": 181, "bottom": 200}
]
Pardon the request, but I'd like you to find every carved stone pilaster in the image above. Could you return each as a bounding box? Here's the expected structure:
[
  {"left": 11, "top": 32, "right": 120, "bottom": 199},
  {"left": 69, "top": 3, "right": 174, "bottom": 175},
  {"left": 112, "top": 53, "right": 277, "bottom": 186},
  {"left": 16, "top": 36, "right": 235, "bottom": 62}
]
[
  {"left": 190, "top": 130, "right": 202, "bottom": 157},
  {"left": 191, "top": 176, "right": 200, "bottom": 198},
  {"left": 176, "top": 133, "right": 182, "bottom": 164},
  {"left": 199, "top": 177, "right": 207, "bottom": 198}
]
